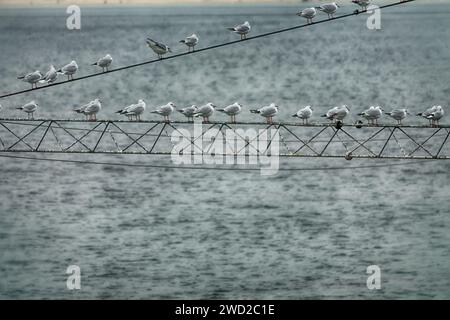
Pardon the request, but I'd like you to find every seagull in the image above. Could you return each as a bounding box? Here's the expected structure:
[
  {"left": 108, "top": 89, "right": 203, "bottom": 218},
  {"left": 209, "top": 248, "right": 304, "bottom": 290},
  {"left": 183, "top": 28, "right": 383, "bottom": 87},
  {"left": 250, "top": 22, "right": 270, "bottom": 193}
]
[
  {"left": 250, "top": 103, "right": 279, "bottom": 124},
  {"left": 180, "top": 34, "right": 199, "bottom": 52},
  {"left": 77, "top": 98, "right": 101, "bottom": 121},
  {"left": 17, "top": 70, "right": 43, "bottom": 88},
  {"left": 386, "top": 108, "right": 410, "bottom": 125},
  {"left": 17, "top": 101, "right": 38, "bottom": 119},
  {"left": 73, "top": 103, "right": 89, "bottom": 120},
  {"left": 316, "top": 2, "right": 339, "bottom": 19},
  {"left": 352, "top": 0, "right": 371, "bottom": 11},
  {"left": 92, "top": 54, "right": 113, "bottom": 72},
  {"left": 358, "top": 106, "right": 383, "bottom": 125},
  {"left": 178, "top": 105, "right": 198, "bottom": 122},
  {"left": 297, "top": 8, "right": 317, "bottom": 24},
  {"left": 194, "top": 103, "right": 216, "bottom": 123},
  {"left": 38, "top": 65, "right": 58, "bottom": 84},
  {"left": 146, "top": 38, "right": 171, "bottom": 59},
  {"left": 322, "top": 105, "right": 350, "bottom": 123},
  {"left": 418, "top": 106, "right": 444, "bottom": 127},
  {"left": 217, "top": 102, "right": 242, "bottom": 123},
  {"left": 151, "top": 102, "right": 176, "bottom": 122},
  {"left": 57, "top": 60, "right": 78, "bottom": 80},
  {"left": 116, "top": 99, "right": 146, "bottom": 121},
  {"left": 227, "top": 21, "right": 251, "bottom": 40},
  {"left": 292, "top": 106, "right": 313, "bottom": 124}
]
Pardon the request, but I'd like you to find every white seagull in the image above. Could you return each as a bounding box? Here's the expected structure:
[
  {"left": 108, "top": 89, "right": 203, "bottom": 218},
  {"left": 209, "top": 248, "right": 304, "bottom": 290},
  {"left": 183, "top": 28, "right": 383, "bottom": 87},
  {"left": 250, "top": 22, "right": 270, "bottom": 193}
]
[
  {"left": 322, "top": 105, "right": 350, "bottom": 123},
  {"left": 227, "top": 21, "right": 251, "bottom": 40},
  {"left": 92, "top": 54, "right": 113, "bottom": 72},
  {"left": 17, "top": 101, "right": 38, "bottom": 119},
  {"left": 151, "top": 102, "right": 176, "bottom": 122},
  {"left": 292, "top": 106, "right": 313, "bottom": 124},
  {"left": 194, "top": 103, "right": 216, "bottom": 123},
  {"left": 146, "top": 38, "right": 171, "bottom": 59},
  {"left": 297, "top": 8, "right": 317, "bottom": 24},
  {"left": 116, "top": 99, "right": 146, "bottom": 121},
  {"left": 180, "top": 34, "right": 199, "bottom": 52},
  {"left": 39, "top": 65, "right": 58, "bottom": 84},
  {"left": 77, "top": 98, "right": 102, "bottom": 121},
  {"left": 250, "top": 103, "right": 279, "bottom": 124},
  {"left": 17, "top": 70, "right": 43, "bottom": 89},
  {"left": 386, "top": 108, "right": 410, "bottom": 125},
  {"left": 358, "top": 106, "right": 383, "bottom": 125},
  {"left": 418, "top": 106, "right": 444, "bottom": 126},
  {"left": 178, "top": 105, "right": 198, "bottom": 122},
  {"left": 352, "top": 0, "right": 371, "bottom": 11},
  {"left": 316, "top": 2, "right": 340, "bottom": 19},
  {"left": 57, "top": 60, "right": 78, "bottom": 80},
  {"left": 217, "top": 102, "right": 242, "bottom": 123}
]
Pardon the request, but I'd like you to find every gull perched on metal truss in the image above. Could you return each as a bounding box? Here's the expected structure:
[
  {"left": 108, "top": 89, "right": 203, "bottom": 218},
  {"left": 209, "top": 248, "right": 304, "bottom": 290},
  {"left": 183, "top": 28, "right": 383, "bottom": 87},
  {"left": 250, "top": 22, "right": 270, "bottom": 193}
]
[
  {"left": 217, "top": 102, "right": 242, "bottom": 123},
  {"left": 358, "top": 106, "right": 383, "bottom": 125},
  {"left": 17, "top": 70, "right": 43, "bottom": 89},
  {"left": 75, "top": 98, "right": 101, "bottom": 121},
  {"left": 194, "top": 103, "right": 216, "bottom": 123},
  {"left": 417, "top": 106, "right": 444, "bottom": 126},
  {"left": 92, "top": 54, "right": 113, "bottom": 72},
  {"left": 178, "top": 105, "right": 198, "bottom": 122},
  {"left": 322, "top": 105, "right": 350, "bottom": 123},
  {"left": 297, "top": 7, "right": 317, "bottom": 24},
  {"left": 17, "top": 101, "right": 38, "bottom": 119},
  {"left": 180, "top": 34, "right": 199, "bottom": 52},
  {"left": 146, "top": 38, "right": 172, "bottom": 59},
  {"left": 292, "top": 106, "right": 313, "bottom": 124},
  {"left": 151, "top": 102, "right": 176, "bottom": 122},
  {"left": 352, "top": 0, "right": 371, "bottom": 11},
  {"left": 57, "top": 60, "right": 78, "bottom": 80},
  {"left": 227, "top": 21, "right": 251, "bottom": 40},
  {"left": 250, "top": 103, "right": 279, "bottom": 124},
  {"left": 116, "top": 99, "right": 146, "bottom": 121},
  {"left": 39, "top": 65, "right": 58, "bottom": 84},
  {"left": 316, "top": 2, "right": 340, "bottom": 19},
  {"left": 386, "top": 108, "right": 410, "bottom": 125}
]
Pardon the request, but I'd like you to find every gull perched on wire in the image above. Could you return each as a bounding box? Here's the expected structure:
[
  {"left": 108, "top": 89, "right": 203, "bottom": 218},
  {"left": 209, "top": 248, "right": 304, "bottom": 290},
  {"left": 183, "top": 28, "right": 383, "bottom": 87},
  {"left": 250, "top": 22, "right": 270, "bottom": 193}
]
[
  {"left": 146, "top": 38, "right": 172, "bottom": 59},
  {"left": 38, "top": 65, "right": 58, "bottom": 85},
  {"left": 75, "top": 98, "right": 101, "bottom": 121},
  {"left": 194, "top": 103, "right": 216, "bottom": 123},
  {"left": 322, "top": 105, "right": 350, "bottom": 123},
  {"left": 352, "top": 0, "right": 371, "bottom": 11},
  {"left": 227, "top": 21, "right": 251, "bottom": 40},
  {"left": 316, "top": 2, "right": 340, "bottom": 19},
  {"left": 292, "top": 106, "right": 313, "bottom": 124},
  {"left": 57, "top": 60, "right": 78, "bottom": 80},
  {"left": 358, "top": 106, "right": 383, "bottom": 125},
  {"left": 297, "top": 8, "right": 317, "bottom": 24},
  {"left": 180, "top": 34, "right": 199, "bottom": 52},
  {"left": 17, "top": 70, "right": 43, "bottom": 89},
  {"left": 217, "top": 102, "right": 242, "bottom": 123},
  {"left": 386, "top": 108, "right": 410, "bottom": 125},
  {"left": 417, "top": 106, "right": 444, "bottom": 126},
  {"left": 250, "top": 103, "right": 279, "bottom": 124},
  {"left": 92, "top": 54, "right": 113, "bottom": 72},
  {"left": 178, "top": 105, "right": 198, "bottom": 122},
  {"left": 116, "top": 99, "right": 146, "bottom": 121},
  {"left": 151, "top": 102, "right": 176, "bottom": 122},
  {"left": 17, "top": 101, "right": 38, "bottom": 119}
]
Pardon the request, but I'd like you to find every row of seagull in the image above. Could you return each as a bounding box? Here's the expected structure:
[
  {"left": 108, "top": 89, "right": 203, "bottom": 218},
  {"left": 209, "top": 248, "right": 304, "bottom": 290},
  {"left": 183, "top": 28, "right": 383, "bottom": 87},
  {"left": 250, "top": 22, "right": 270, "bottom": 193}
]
[
  {"left": 16, "top": 1, "right": 375, "bottom": 89},
  {"left": 3, "top": 101, "right": 445, "bottom": 126}
]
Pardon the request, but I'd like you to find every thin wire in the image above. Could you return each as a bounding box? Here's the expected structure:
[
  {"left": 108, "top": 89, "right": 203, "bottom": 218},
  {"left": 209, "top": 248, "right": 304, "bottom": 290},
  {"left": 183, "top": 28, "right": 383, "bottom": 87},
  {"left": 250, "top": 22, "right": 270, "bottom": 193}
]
[
  {"left": 0, "top": 153, "right": 436, "bottom": 172},
  {"left": 0, "top": 0, "right": 416, "bottom": 100}
]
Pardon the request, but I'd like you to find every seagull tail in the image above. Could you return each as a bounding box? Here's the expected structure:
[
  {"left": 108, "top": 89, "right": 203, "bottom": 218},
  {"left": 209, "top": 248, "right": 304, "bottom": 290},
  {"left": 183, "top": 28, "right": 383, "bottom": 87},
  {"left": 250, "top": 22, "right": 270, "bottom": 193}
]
[
  {"left": 17, "top": 75, "right": 25, "bottom": 80},
  {"left": 227, "top": 27, "right": 236, "bottom": 31},
  {"left": 321, "top": 114, "right": 327, "bottom": 117},
  {"left": 292, "top": 114, "right": 299, "bottom": 117},
  {"left": 416, "top": 112, "right": 423, "bottom": 116},
  {"left": 385, "top": 112, "right": 392, "bottom": 116},
  {"left": 250, "top": 109, "right": 260, "bottom": 114},
  {"left": 91, "top": 62, "right": 98, "bottom": 66},
  {"left": 357, "top": 113, "right": 364, "bottom": 116},
  {"left": 116, "top": 109, "right": 124, "bottom": 114},
  {"left": 16, "top": 107, "right": 23, "bottom": 110},
  {"left": 216, "top": 108, "right": 225, "bottom": 112},
  {"left": 179, "top": 40, "right": 186, "bottom": 44}
]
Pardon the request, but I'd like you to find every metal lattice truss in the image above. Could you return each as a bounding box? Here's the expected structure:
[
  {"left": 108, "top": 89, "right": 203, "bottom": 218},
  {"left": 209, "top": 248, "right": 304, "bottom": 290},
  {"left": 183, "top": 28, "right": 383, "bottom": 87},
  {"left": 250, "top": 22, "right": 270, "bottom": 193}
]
[{"left": 0, "top": 119, "right": 449, "bottom": 159}]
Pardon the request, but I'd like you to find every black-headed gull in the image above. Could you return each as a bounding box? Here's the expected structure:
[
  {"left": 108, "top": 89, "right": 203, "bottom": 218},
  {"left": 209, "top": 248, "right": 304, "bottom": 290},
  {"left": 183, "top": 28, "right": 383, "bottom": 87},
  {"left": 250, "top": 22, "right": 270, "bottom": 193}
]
[
  {"left": 297, "top": 8, "right": 317, "bottom": 24},
  {"left": 228, "top": 21, "right": 251, "bottom": 40},
  {"left": 151, "top": 102, "right": 176, "bottom": 122},
  {"left": 17, "top": 101, "right": 38, "bottom": 119},
  {"left": 92, "top": 54, "right": 113, "bottom": 72},
  {"left": 194, "top": 103, "right": 216, "bottom": 123},
  {"left": 116, "top": 99, "right": 146, "bottom": 121},
  {"left": 146, "top": 38, "right": 171, "bottom": 59},
  {"left": 250, "top": 103, "right": 279, "bottom": 124},
  {"left": 358, "top": 106, "right": 383, "bottom": 125},
  {"left": 292, "top": 106, "right": 313, "bottom": 124},
  {"left": 417, "top": 106, "right": 444, "bottom": 126},
  {"left": 180, "top": 34, "right": 199, "bottom": 52},
  {"left": 217, "top": 102, "right": 242, "bottom": 123},
  {"left": 57, "top": 61, "right": 78, "bottom": 80},
  {"left": 386, "top": 108, "right": 410, "bottom": 125},
  {"left": 17, "top": 70, "right": 43, "bottom": 89}
]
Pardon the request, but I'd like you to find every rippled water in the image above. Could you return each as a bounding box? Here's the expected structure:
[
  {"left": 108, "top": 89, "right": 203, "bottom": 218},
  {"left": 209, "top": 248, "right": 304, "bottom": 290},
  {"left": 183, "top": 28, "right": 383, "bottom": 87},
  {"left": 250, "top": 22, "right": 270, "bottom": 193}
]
[{"left": 0, "top": 2, "right": 449, "bottom": 299}]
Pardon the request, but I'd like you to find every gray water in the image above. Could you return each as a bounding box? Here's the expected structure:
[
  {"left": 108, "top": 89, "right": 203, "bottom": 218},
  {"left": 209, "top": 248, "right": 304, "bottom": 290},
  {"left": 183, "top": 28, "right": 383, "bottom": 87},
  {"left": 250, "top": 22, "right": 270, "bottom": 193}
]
[{"left": 0, "top": 2, "right": 450, "bottom": 299}]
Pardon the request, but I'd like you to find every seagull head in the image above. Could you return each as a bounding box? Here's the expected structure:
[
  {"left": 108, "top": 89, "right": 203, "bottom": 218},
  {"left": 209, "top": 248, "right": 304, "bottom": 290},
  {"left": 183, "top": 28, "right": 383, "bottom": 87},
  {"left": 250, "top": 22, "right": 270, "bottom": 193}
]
[
  {"left": 208, "top": 103, "right": 216, "bottom": 109},
  {"left": 307, "top": 105, "right": 313, "bottom": 111},
  {"left": 335, "top": 2, "right": 340, "bottom": 8},
  {"left": 244, "top": 21, "right": 250, "bottom": 26},
  {"left": 168, "top": 102, "right": 176, "bottom": 108}
]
